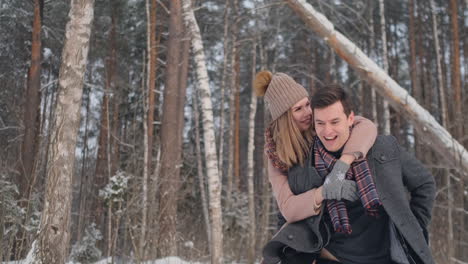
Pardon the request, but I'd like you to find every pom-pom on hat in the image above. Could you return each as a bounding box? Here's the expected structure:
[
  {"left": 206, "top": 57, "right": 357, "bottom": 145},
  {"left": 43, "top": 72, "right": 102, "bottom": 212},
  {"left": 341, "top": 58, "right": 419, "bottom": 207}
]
[{"left": 254, "top": 71, "right": 309, "bottom": 121}]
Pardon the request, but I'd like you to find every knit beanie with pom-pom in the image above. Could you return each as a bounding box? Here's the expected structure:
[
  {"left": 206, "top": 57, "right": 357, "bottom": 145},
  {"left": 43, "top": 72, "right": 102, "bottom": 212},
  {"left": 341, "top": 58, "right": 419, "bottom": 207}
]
[{"left": 254, "top": 71, "right": 309, "bottom": 121}]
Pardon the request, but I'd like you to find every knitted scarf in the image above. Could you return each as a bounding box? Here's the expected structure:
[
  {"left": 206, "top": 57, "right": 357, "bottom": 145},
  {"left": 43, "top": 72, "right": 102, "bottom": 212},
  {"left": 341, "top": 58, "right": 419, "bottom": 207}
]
[
  {"left": 264, "top": 126, "right": 289, "bottom": 172},
  {"left": 314, "top": 136, "right": 382, "bottom": 234}
]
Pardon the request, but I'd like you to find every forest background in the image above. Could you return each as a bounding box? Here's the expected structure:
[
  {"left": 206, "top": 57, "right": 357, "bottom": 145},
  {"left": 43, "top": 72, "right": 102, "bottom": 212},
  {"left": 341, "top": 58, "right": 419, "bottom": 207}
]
[{"left": 0, "top": 0, "right": 467, "bottom": 263}]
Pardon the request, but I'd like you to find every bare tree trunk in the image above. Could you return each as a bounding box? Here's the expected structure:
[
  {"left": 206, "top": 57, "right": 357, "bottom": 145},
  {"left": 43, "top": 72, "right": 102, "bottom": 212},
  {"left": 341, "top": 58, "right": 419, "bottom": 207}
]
[
  {"left": 193, "top": 93, "right": 211, "bottom": 246},
  {"left": 378, "top": 0, "right": 390, "bottom": 134},
  {"left": 77, "top": 84, "right": 91, "bottom": 242},
  {"left": 448, "top": 1, "right": 465, "bottom": 259},
  {"left": 105, "top": 4, "right": 118, "bottom": 256},
  {"left": 157, "top": 0, "right": 185, "bottom": 256},
  {"left": 284, "top": 0, "right": 468, "bottom": 172},
  {"left": 146, "top": 0, "right": 162, "bottom": 257},
  {"left": 218, "top": 0, "right": 230, "bottom": 182},
  {"left": 146, "top": 0, "right": 158, "bottom": 183},
  {"left": 139, "top": 0, "right": 158, "bottom": 257},
  {"left": 447, "top": 171, "right": 455, "bottom": 264},
  {"left": 181, "top": 1, "right": 223, "bottom": 262},
  {"left": 141, "top": 48, "right": 149, "bottom": 260},
  {"left": 20, "top": 0, "right": 42, "bottom": 199},
  {"left": 257, "top": 41, "right": 272, "bottom": 250},
  {"left": 226, "top": 0, "right": 239, "bottom": 208},
  {"left": 430, "top": 0, "right": 447, "bottom": 127},
  {"left": 247, "top": 39, "right": 257, "bottom": 264},
  {"left": 367, "top": 0, "right": 377, "bottom": 123},
  {"left": 234, "top": 51, "right": 241, "bottom": 190},
  {"left": 408, "top": 0, "right": 423, "bottom": 156},
  {"left": 25, "top": 0, "right": 95, "bottom": 262},
  {"left": 93, "top": 58, "right": 110, "bottom": 249},
  {"left": 449, "top": 0, "right": 463, "bottom": 139}
]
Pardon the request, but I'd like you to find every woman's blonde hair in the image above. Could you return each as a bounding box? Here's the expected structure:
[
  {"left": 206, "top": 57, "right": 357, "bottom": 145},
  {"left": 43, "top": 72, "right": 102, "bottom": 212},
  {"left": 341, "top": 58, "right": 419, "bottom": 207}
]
[{"left": 270, "top": 110, "right": 314, "bottom": 167}]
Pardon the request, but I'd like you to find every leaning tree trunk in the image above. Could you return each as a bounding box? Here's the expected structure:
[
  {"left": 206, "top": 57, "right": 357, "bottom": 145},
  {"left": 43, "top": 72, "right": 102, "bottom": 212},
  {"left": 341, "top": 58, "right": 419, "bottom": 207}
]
[
  {"left": 285, "top": 0, "right": 468, "bottom": 173},
  {"left": 181, "top": 1, "right": 223, "bottom": 263},
  {"left": 25, "top": 0, "right": 95, "bottom": 262}
]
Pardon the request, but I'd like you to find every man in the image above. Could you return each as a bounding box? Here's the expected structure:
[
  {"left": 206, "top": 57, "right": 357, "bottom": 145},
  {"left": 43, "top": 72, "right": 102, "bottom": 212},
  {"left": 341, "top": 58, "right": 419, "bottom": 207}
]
[{"left": 310, "top": 84, "right": 435, "bottom": 264}]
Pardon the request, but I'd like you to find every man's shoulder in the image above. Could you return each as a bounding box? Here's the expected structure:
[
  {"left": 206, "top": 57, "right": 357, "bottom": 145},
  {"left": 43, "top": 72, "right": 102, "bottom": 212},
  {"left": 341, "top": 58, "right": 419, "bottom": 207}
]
[
  {"left": 369, "top": 135, "right": 400, "bottom": 160},
  {"left": 374, "top": 135, "right": 398, "bottom": 146}
]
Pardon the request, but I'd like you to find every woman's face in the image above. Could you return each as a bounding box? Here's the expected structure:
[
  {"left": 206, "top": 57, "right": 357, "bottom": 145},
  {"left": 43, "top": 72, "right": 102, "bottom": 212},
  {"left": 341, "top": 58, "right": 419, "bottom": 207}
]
[{"left": 291, "top": 97, "right": 313, "bottom": 132}]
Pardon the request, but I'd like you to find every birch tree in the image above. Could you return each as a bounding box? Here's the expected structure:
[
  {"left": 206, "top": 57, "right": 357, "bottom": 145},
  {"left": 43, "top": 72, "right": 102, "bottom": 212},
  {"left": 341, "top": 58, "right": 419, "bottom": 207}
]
[
  {"left": 139, "top": 0, "right": 158, "bottom": 258},
  {"left": 26, "top": 0, "right": 95, "bottom": 262},
  {"left": 285, "top": 0, "right": 468, "bottom": 173},
  {"left": 429, "top": 0, "right": 447, "bottom": 127},
  {"left": 429, "top": 2, "right": 453, "bottom": 261},
  {"left": 367, "top": 0, "right": 377, "bottom": 123},
  {"left": 193, "top": 94, "right": 211, "bottom": 245},
  {"left": 218, "top": 0, "right": 231, "bottom": 183},
  {"left": 247, "top": 39, "right": 257, "bottom": 264},
  {"left": 181, "top": 1, "right": 223, "bottom": 263},
  {"left": 378, "top": 0, "right": 390, "bottom": 135}
]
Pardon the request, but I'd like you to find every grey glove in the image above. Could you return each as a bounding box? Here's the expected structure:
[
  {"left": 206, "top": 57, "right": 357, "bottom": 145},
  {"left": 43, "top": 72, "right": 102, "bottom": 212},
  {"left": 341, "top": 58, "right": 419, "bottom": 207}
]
[{"left": 322, "top": 160, "right": 359, "bottom": 201}]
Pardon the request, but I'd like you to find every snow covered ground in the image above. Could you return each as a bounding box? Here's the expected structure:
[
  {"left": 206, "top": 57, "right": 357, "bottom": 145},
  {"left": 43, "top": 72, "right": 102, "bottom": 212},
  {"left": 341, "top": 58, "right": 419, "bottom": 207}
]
[{"left": 3, "top": 256, "right": 206, "bottom": 264}]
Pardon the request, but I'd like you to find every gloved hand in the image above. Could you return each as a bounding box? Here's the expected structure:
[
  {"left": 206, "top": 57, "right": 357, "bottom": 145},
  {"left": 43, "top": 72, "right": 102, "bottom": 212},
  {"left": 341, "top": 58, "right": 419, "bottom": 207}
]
[{"left": 322, "top": 160, "right": 359, "bottom": 201}]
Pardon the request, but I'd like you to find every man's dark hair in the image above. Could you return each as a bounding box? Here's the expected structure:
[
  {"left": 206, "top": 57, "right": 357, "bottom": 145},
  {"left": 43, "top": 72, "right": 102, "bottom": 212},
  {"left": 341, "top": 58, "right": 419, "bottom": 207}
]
[{"left": 311, "top": 84, "right": 353, "bottom": 116}]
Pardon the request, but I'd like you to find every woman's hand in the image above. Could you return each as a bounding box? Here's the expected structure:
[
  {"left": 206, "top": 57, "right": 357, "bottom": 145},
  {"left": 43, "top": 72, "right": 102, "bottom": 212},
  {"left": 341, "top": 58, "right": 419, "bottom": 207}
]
[{"left": 321, "top": 160, "right": 359, "bottom": 201}]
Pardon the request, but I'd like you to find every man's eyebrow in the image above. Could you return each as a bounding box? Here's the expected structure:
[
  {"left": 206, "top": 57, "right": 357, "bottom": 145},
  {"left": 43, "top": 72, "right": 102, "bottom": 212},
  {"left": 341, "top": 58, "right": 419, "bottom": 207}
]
[{"left": 315, "top": 118, "right": 340, "bottom": 122}]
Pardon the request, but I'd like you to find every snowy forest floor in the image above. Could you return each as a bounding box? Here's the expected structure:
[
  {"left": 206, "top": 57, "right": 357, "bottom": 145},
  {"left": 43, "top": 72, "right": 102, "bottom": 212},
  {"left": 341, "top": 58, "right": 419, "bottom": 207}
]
[{"left": 3, "top": 256, "right": 207, "bottom": 264}]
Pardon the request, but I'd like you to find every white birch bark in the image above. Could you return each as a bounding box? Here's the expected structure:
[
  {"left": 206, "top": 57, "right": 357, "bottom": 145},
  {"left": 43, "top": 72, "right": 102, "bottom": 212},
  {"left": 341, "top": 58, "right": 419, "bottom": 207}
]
[
  {"left": 193, "top": 94, "right": 211, "bottom": 246},
  {"left": 247, "top": 39, "right": 257, "bottom": 264},
  {"left": 379, "top": 0, "right": 391, "bottom": 134},
  {"left": 138, "top": 0, "right": 152, "bottom": 258},
  {"left": 26, "top": 0, "right": 95, "bottom": 262},
  {"left": 218, "top": 0, "right": 230, "bottom": 183},
  {"left": 181, "top": 1, "right": 223, "bottom": 263},
  {"left": 368, "top": 2, "right": 378, "bottom": 123},
  {"left": 258, "top": 40, "right": 273, "bottom": 250},
  {"left": 285, "top": 0, "right": 468, "bottom": 173},
  {"left": 429, "top": 0, "right": 448, "bottom": 127},
  {"left": 140, "top": 23, "right": 149, "bottom": 257},
  {"left": 226, "top": 29, "right": 237, "bottom": 209}
]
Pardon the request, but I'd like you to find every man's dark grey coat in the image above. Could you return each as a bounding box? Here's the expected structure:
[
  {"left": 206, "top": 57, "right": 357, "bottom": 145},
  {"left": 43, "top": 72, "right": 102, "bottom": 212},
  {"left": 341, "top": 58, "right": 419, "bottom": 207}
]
[{"left": 263, "top": 135, "right": 436, "bottom": 264}]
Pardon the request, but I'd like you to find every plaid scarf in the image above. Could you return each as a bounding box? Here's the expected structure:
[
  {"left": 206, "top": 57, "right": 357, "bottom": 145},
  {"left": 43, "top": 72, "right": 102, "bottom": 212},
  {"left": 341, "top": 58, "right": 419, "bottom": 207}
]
[
  {"left": 264, "top": 126, "right": 289, "bottom": 172},
  {"left": 314, "top": 136, "right": 381, "bottom": 234}
]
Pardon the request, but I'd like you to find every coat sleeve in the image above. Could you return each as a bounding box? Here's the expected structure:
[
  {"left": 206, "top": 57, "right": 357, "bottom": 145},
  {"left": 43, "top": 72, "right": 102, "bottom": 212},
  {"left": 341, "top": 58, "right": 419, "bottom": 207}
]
[
  {"left": 342, "top": 115, "right": 377, "bottom": 159},
  {"left": 267, "top": 156, "right": 322, "bottom": 223},
  {"left": 399, "top": 145, "right": 436, "bottom": 240}
]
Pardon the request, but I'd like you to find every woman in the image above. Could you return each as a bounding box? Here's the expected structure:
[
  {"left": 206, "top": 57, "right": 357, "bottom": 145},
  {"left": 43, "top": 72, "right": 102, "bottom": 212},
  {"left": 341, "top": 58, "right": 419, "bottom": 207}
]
[{"left": 255, "top": 71, "right": 377, "bottom": 263}]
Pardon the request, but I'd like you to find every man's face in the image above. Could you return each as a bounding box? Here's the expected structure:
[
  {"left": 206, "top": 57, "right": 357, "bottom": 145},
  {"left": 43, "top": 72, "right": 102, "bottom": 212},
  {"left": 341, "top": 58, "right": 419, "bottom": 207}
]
[
  {"left": 314, "top": 101, "right": 354, "bottom": 152},
  {"left": 291, "top": 97, "right": 313, "bottom": 132}
]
